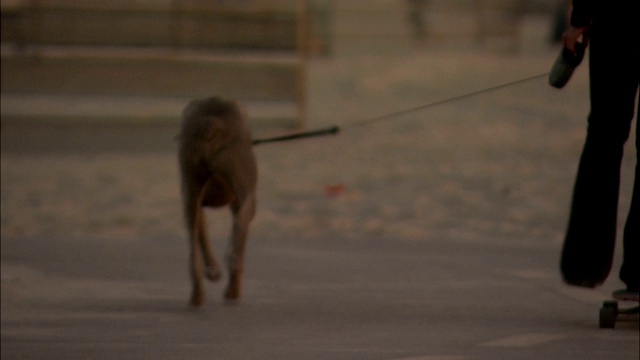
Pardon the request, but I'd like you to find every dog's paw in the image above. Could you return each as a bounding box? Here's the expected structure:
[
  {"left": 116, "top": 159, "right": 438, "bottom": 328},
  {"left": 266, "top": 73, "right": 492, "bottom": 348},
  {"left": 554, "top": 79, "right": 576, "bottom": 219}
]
[
  {"left": 190, "top": 291, "right": 205, "bottom": 308},
  {"left": 224, "top": 284, "right": 241, "bottom": 302},
  {"left": 191, "top": 295, "right": 204, "bottom": 308},
  {"left": 205, "top": 266, "right": 223, "bottom": 282},
  {"left": 224, "top": 296, "right": 241, "bottom": 306}
]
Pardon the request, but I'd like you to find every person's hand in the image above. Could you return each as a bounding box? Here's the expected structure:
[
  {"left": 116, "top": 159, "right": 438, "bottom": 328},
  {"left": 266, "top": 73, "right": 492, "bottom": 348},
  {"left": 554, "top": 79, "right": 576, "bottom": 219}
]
[{"left": 562, "top": 26, "right": 589, "bottom": 53}]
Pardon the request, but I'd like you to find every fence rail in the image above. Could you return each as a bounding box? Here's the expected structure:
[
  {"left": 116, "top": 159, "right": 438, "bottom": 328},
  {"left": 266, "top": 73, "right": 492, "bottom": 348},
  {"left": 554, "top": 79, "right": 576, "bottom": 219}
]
[{"left": 1, "top": 0, "right": 311, "bottom": 128}]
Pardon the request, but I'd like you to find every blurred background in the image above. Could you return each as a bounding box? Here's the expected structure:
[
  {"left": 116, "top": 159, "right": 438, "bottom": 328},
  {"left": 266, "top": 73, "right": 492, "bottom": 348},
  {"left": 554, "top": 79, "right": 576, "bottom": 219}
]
[
  {"left": 1, "top": 0, "right": 568, "bottom": 129},
  {"left": 1, "top": 0, "right": 593, "bottom": 243}
]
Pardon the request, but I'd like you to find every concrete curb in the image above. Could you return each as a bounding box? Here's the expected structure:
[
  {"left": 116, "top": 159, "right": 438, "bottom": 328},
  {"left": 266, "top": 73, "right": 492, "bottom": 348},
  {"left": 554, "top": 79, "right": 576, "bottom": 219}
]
[{"left": 0, "top": 93, "right": 298, "bottom": 127}]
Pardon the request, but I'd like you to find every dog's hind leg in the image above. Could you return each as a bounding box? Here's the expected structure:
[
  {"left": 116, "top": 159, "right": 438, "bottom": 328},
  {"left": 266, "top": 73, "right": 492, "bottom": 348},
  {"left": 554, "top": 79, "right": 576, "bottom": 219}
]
[
  {"left": 199, "top": 218, "right": 223, "bottom": 282},
  {"left": 199, "top": 176, "right": 233, "bottom": 282},
  {"left": 183, "top": 179, "right": 216, "bottom": 307},
  {"left": 198, "top": 180, "right": 223, "bottom": 282},
  {"left": 224, "top": 193, "right": 256, "bottom": 302}
]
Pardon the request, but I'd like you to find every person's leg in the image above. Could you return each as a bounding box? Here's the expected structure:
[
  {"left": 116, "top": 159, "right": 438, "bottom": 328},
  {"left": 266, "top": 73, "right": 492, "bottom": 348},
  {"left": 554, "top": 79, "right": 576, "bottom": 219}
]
[
  {"left": 561, "top": 24, "right": 637, "bottom": 287},
  {"left": 619, "top": 100, "right": 639, "bottom": 292}
]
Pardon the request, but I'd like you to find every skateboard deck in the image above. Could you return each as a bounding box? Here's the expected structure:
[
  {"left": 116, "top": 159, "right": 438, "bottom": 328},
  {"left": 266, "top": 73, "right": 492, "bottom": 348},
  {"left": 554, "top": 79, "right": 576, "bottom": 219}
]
[{"left": 613, "top": 291, "right": 640, "bottom": 302}]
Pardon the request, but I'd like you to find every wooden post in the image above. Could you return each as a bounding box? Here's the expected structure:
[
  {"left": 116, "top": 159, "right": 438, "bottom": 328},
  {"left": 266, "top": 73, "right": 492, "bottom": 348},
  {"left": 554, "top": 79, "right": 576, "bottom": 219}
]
[
  {"left": 29, "top": 0, "right": 41, "bottom": 50},
  {"left": 170, "top": 0, "right": 183, "bottom": 51},
  {"left": 295, "top": 0, "right": 309, "bottom": 129}
]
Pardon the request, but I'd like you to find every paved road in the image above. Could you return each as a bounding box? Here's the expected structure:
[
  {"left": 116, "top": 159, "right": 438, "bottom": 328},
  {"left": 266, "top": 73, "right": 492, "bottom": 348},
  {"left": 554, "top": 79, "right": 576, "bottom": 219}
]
[
  {"left": 2, "top": 122, "right": 638, "bottom": 360},
  {"left": 2, "top": 223, "right": 638, "bottom": 360}
]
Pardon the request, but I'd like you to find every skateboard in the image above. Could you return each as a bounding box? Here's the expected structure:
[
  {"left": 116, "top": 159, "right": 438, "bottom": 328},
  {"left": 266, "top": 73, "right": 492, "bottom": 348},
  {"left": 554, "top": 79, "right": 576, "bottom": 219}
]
[{"left": 599, "top": 291, "right": 639, "bottom": 329}]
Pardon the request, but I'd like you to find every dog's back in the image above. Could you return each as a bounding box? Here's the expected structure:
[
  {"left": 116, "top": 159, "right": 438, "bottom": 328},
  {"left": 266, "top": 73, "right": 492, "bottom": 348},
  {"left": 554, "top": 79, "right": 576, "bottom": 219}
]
[
  {"left": 179, "top": 97, "right": 251, "bottom": 155},
  {"left": 178, "top": 96, "right": 256, "bottom": 202}
]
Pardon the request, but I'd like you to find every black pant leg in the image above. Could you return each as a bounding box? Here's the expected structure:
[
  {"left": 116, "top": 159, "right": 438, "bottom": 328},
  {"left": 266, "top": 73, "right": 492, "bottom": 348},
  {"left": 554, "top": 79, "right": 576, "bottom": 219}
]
[
  {"left": 561, "top": 23, "right": 638, "bottom": 287},
  {"left": 620, "top": 99, "right": 640, "bottom": 290}
]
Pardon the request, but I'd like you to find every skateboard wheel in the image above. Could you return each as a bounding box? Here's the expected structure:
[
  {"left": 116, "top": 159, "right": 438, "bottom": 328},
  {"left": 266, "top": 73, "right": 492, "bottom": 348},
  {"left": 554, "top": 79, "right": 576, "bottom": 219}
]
[
  {"left": 602, "top": 300, "right": 618, "bottom": 309},
  {"left": 599, "top": 301, "right": 618, "bottom": 329}
]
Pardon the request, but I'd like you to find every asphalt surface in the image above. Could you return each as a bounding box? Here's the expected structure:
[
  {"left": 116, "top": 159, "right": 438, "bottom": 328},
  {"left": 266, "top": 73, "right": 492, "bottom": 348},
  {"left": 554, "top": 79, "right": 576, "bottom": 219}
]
[
  {"left": 1, "top": 206, "right": 638, "bottom": 360},
  {"left": 2, "top": 111, "right": 639, "bottom": 360}
]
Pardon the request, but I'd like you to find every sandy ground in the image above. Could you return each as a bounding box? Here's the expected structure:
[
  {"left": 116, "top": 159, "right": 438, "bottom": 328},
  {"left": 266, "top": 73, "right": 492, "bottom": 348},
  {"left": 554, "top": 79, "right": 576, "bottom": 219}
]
[
  {"left": 2, "top": 44, "right": 638, "bottom": 359},
  {"left": 2, "top": 50, "right": 635, "bottom": 245}
]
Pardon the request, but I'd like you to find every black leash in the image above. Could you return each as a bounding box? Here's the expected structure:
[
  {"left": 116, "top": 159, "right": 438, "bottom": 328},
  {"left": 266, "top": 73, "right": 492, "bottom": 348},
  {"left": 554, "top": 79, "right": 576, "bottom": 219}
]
[
  {"left": 251, "top": 73, "right": 548, "bottom": 146},
  {"left": 252, "top": 125, "right": 340, "bottom": 145}
]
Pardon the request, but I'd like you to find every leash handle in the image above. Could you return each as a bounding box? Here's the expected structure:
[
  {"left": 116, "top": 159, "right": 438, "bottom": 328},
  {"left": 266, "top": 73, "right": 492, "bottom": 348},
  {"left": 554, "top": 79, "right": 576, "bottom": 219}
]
[{"left": 252, "top": 125, "right": 340, "bottom": 145}]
